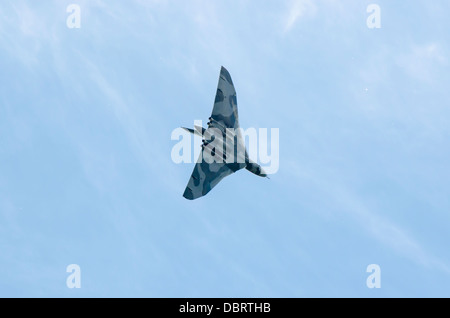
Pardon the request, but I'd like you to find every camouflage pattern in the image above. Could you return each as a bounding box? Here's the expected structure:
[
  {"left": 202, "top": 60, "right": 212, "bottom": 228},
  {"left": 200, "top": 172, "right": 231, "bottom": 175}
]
[
  {"left": 182, "top": 66, "right": 265, "bottom": 200},
  {"left": 210, "top": 66, "right": 240, "bottom": 133},
  {"left": 183, "top": 161, "right": 235, "bottom": 200}
]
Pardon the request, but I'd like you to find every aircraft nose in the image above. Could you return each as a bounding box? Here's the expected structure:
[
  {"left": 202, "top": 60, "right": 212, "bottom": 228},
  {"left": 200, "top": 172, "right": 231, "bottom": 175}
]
[{"left": 259, "top": 167, "right": 268, "bottom": 178}]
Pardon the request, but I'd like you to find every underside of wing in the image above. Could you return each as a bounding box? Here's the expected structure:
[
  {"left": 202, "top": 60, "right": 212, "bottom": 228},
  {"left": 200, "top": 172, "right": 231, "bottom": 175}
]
[
  {"left": 210, "top": 66, "right": 240, "bottom": 130},
  {"left": 183, "top": 158, "right": 235, "bottom": 200}
]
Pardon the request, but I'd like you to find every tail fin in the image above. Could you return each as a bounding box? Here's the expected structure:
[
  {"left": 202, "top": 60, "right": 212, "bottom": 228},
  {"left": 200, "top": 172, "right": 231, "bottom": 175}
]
[
  {"left": 182, "top": 127, "right": 196, "bottom": 135},
  {"left": 181, "top": 127, "right": 205, "bottom": 137}
]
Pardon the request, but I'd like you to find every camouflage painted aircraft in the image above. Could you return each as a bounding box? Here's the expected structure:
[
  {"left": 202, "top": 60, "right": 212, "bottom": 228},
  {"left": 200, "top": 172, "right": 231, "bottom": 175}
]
[{"left": 182, "top": 66, "right": 267, "bottom": 200}]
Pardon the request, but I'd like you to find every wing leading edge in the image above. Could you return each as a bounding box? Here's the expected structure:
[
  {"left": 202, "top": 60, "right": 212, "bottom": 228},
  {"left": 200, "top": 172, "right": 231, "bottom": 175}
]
[
  {"left": 209, "top": 66, "right": 240, "bottom": 131},
  {"left": 183, "top": 67, "right": 244, "bottom": 200}
]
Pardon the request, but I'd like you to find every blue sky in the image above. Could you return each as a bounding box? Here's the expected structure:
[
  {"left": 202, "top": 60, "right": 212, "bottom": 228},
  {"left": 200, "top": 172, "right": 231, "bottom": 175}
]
[{"left": 1, "top": 0, "right": 449, "bottom": 297}]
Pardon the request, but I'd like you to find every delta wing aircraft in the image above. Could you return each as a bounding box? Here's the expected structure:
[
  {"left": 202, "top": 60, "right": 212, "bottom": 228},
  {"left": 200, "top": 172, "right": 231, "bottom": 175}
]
[{"left": 182, "top": 67, "right": 267, "bottom": 200}]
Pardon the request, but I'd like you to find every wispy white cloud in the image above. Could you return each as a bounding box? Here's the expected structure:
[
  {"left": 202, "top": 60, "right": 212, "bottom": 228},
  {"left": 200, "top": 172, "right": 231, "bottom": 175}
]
[
  {"left": 78, "top": 55, "right": 186, "bottom": 195},
  {"left": 397, "top": 42, "right": 448, "bottom": 82},
  {"left": 283, "top": 0, "right": 316, "bottom": 33},
  {"left": 0, "top": 2, "right": 43, "bottom": 67},
  {"left": 285, "top": 159, "right": 450, "bottom": 275},
  {"left": 335, "top": 187, "right": 450, "bottom": 274}
]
